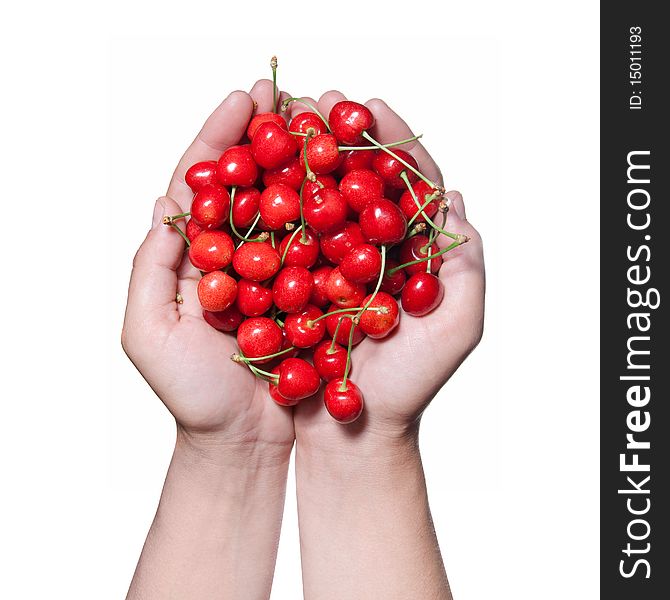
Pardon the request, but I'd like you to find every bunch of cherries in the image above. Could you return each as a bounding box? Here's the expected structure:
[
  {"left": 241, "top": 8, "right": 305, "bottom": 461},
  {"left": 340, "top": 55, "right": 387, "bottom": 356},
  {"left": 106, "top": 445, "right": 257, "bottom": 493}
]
[{"left": 164, "top": 58, "right": 468, "bottom": 424}]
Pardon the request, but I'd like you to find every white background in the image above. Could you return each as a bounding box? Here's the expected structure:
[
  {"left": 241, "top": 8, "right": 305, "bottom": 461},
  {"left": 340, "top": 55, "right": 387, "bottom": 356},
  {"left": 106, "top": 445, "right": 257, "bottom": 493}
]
[{"left": 1, "top": 1, "right": 599, "bottom": 598}]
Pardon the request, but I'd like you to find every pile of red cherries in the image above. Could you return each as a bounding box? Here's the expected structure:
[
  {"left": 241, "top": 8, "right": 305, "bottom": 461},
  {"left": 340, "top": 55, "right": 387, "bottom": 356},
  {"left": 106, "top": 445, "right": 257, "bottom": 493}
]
[{"left": 165, "top": 59, "right": 467, "bottom": 424}]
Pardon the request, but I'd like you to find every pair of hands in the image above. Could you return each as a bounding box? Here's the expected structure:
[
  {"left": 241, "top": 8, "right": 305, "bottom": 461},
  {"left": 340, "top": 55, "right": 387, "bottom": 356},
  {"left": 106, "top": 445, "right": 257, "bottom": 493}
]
[{"left": 121, "top": 79, "right": 485, "bottom": 459}]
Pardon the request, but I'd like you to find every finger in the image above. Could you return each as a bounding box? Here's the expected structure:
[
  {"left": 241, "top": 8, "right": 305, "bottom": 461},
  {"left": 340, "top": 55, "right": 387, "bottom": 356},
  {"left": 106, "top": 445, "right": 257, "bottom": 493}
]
[
  {"left": 278, "top": 90, "right": 292, "bottom": 124},
  {"left": 249, "top": 79, "right": 277, "bottom": 114},
  {"left": 175, "top": 252, "right": 203, "bottom": 320},
  {"left": 289, "top": 96, "right": 318, "bottom": 120},
  {"left": 124, "top": 196, "right": 187, "bottom": 335},
  {"left": 317, "top": 90, "right": 347, "bottom": 123},
  {"left": 167, "top": 91, "right": 254, "bottom": 211},
  {"left": 364, "top": 98, "right": 443, "bottom": 187},
  {"left": 444, "top": 189, "right": 466, "bottom": 220}
]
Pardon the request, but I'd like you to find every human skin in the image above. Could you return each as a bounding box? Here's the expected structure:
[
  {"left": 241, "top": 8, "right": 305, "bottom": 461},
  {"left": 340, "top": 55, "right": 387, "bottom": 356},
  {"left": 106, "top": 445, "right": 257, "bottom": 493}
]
[{"left": 121, "top": 81, "right": 484, "bottom": 600}]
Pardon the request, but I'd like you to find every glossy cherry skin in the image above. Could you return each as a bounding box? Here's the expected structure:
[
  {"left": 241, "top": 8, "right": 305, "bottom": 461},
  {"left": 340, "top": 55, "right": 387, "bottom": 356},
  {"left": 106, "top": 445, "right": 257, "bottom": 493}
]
[
  {"left": 399, "top": 235, "right": 441, "bottom": 276},
  {"left": 359, "top": 292, "right": 400, "bottom": 338},
  {"left": 191, "top": 184, "right": 231, "bottom": 229},
  {"left": 325, "top": 267, "right": 366, "bottom": 308},
  {"left": 284, "top": 304, "right": 326, "bottom": 348},
  {"left": 313, "top": 340, "right": 348, "bottom": 382},
  {"left": 197, "top": 271, "right": 238, "bottom": 312},
  {"left": 359, "top": 198, "right": 408, "bottom": 245},
  {"left": 324, "top": 379, "right": 364, "bottom": 424},
  {"left": 246, "top": 112, "right": 286, "bottom": 141},
  {"left": 380, "top": 258, "right": 407, "bottom": 295},
  {"left": 232, "top": 242, "right": 281, "bottom": 281},
  {"left": 303, "top": 188, "right": 348, "bottom": 234},
  {"left": 262, "top": 157, "right": 306, "bottom": 191},
  {"left": 401, "top": 272, "right": 444, "bottom": 316},
  {"left": 236, "top": 317, "right": 283, "bottom": 363},
  {"left": 186, "top": 218, "right": 204, "bottom": 242},
  {"left": 272, "top": 266, "right": 314, "bottom": 313},
  {"left": 398, "top": 181, "right": 439, "bottom": 223},
  {"left": 202, "top": 305, "right": 244, "bottom": 332},
  {"left": 268, "top": 369, "right": 297, "bottom": 407},
  {"left": 325, "top": 305, "right": 366, "bottom": 346},
  {"left": 302, "top": 174, "right": 338, "bottom": 202},
  {"left": 236, "top": 279, "right": 274, "bottom": 317},
  {"left": 276, "top": 358, "right": 321, "bottom": 401},
  {"left": 290, "top": 112, "right": 328, "bottom": 137},
  {"left": 328, "top": 101, "right": 375, "bottom": 146},
  {"left": 188, "top": 230, "right": 235, "bottom": 272},
  {"left": 339, "top": 169, "right": 384, "bottom": 213},
  {"left": 231, "top": 186, "right": 261, "bottom": 228},
  {"left": 216, "top": 145, "right": 258, "bottom": 187},
  {"left": 278, "top": 228, "right": 319, "bottom": 268},
  {"left": 336, "top": 149, "right": 375, "bottom": 177},
  {"left": 339, "top": 243, "right": 382, "bottom": 284},
  {"left": 300, "top": 134, "right": 341, "bottom": 174},
  {"left": 309, "top": 266, "right": 333, "bottom": 307},
  {"left": 259, "top": 183, "right": 301, "bottom": 229},
  {"left": 251, "top": 121, "right": 297, "bottom": 169},
  {"left": 372, "top": 149, "right": 419, "bottom": 189},
  {"left": 319, "top": 221, "right": 365, "bottom": 265},
  {"left": 185, "top": 160, "right": 218, "bottom": 192}
]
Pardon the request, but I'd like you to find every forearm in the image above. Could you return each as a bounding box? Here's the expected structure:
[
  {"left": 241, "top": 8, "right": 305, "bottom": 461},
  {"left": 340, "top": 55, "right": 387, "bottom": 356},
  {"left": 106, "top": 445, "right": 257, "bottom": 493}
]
[
  {"left": 127, "top": 429, "right": 292, "bottom": 600},
  {"left": 296, "top": 427, "right": 451, "bottom": 600}
]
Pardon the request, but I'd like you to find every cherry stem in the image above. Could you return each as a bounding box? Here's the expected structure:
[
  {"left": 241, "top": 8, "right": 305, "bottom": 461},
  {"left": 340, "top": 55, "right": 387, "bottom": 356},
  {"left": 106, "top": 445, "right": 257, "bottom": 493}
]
[
  {"left": 338, "top": 319, "right": 357, "bottom": 392},
  {"left": 281, "top": 226, "right": 304, "bottom": 265},
  {"left": 271, "top": 56, "right": 278, "bottom": 114},
  {"left": 328, "top": 314, "right": 353, "bottom": 354},
  {"left": 401, "top": 172, "right": 460, "bottom": 241},
  {"left": 338, "top": 134, "right": 423, "bottom": 152},
  {"left": 298, "top": 177, "right": 309, "bottom": 243},
  {"left": 229, "top": 187, "right": 268, "bottom": 243},
  {"left": 387, "top": 236, "right": 468, "bottom": 275},
  {"left": 163, "top": 211, "right": 191, "bottom": 223},
  {"left": 361, "top": 131, "right": 436, "bottom": 188},
  {"left": 234, "top": 346, "right": 295, "bottom": 364},
  {"left": 307, "top": 306, "right": 382, "bottom": 327},
  {"left": 281, "top": 98, "right": 331, "bottom": 131},
  {"left": 164, "top": 220, "right": 191, "bottom": 247},
  {"left": 357, "top": 245, "right": 386, "bottom": 317},
  {"left": 249, "top": 363, "right": 279, "bottom": 382}
]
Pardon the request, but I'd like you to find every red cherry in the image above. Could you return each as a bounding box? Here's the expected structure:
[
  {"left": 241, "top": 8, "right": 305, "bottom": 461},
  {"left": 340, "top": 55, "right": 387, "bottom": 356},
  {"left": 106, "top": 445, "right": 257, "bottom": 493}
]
[
  {"left": 259, "top": 183, "right": 301, "bottom": 229},
  {"left": 401, "top": 272, "right": 444, "bottom": 316},
  {"left": 251, "top": 121, "right": 297, "bottom": 169},
  {"left": 289, "top": 112, "right": 328, "bottom": 137},
  {"left": 232, "top": 242, "right": 281, "bottom": 281},
  {"left": 309, "top": 266, "right": 333, "bottom": 307},
  {"left": 276, "top": 358, "right": 321, "bottom": 401},
  {"left": 359, "top": 292, "right": 400, "bottom": 338},
  {"left": 336, "top": 149, "right": 375, "bottom": 177},
  {"left": 303, "top": 188, "right": 348, "bottom": 234},
  {"left": 262, "top": 157, "right": 306, "bottom": 191},
  {"left": 399, "top": 235, "right": 441, "bottom": 276},
  {"left": 284, "top": 304, "right": 326, "bottom": 348},
  {"left": 268, "top": 368, "right": 297, "bottom": 407},
  {"left": 188, "top": 230, "right": 235, "bottom": 272},
  {"left": 359, "top": 198, "right": 408, "bottom": 245},
  {"left": 272, "top": 266, "right": 314, "bottom": 313},
  {"left": 185, "top": 160, "right": 218, "bottom": 192},
  {"left": 380, "top": 258, "right": 407, "bottom": 295},
  {"left": 202, "top": 305, "right": 244, "bottom": 332},
  {"left": 339, "top": 169, "right": 384, "bottom": 213},
  {"left": 319, "top": 221, "right": 365, "bottom": 264},
  {"left": 186, "top": 218, "right": 204, "bottom": 242},
  {"left": 372, "top": 149, "right": 419, "bottom": 189},
  {"left": 398, "top": 181, "right": 439, "bottom": 223},
  {"left": 197, "top": 271, "right": 238, "bottom": 312},
  {"left": 300, "top": 134, "right": 342, "bottom": 174},
  {"left": 325, "top": 305, "right": 366, "bottom": 346},
  {"left": 191, "top": 184, "right": 231, "bottom": 230},
  {"left": 278, "top": 228, "right": 319, "bottom": 268},
  {"left": 302, "top": 174, "right": 338, "bottom": 202},
  {"left": 279, "top": 327, "right": 300, "bottom": 360},
  {"left": 216, "top": 145, "right": 258, "bottom": 187},
  {"left": 339, "top": 243, "right": 382, "bottom": 284},
  {"left": 324, "top": 379, "right": 364, "bottom": 423},
  {"left": 246, "top": 112, "right": 286, "bottom": 141},
  {"left": 236, "top": 317, "right": 283, "bottom": 363},
  {"left": 236, "top": 279, "right": 274, "bottom": 317},
  {"left": 313, "top": 340, "right": 349, "bottom": 382},
  {"left": 231, "top": 186, "right": 261, "bottom": 228},
  {"left": 326, "top": 267, "right": 366, "bottom": 308},
  {"left": 328, "top": 101, "right": 375, "bottom": 146}
]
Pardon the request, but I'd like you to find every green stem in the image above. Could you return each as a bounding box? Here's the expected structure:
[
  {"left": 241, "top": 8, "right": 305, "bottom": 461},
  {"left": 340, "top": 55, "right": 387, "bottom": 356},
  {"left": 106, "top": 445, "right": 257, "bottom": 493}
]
[
  {"left": 165, "top": 221, "right": 191, "bottom": 247},
  {"left": 298, "top": 177, "right": 309, "bottom": 243},
  {"left": 282, "top": 98, "right": 331, "bottom": 131},
  {"left": 271, "top": 56, "right": 278, "bottom": 114},
  {"left": 248, "top": 363, "right": 279, "bottom": 382},
  {"left": 238, "top": 346, "right": 295, "bottom": 363},
  {"left": 361, "top": 131, "right": 436, "bottom": 188},
  {"left": 338, "top": 319, "right": 357, "bottom": 392},
  {"left": 309, "top": 306, "right": 381, "bottom": 327},
  {"left": 328, "top": 314, "right": 352, "bottom": 353},
  {"left": 356, "top": 245, "right": 386, "bottom": 316},
  {"left": 281, "top": 226, "right": 304, "bottom": 264},
  {"left": 387, "top": 237, "right": 468, "bottom": 275},
  {"left": 338, "top": 134, "right": 423, "bottom": 151},
  {"left": 164, "top": 211, "right": 191, "bottom": 222},
  {"left": 230, "top": 187, "right": 267, "bottom": 243}
]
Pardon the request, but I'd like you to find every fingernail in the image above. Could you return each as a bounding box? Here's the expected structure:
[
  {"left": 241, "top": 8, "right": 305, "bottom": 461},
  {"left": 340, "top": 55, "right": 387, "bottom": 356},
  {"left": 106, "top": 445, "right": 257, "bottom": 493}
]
[{"left": 152, "top": 198, "right": 165, "bottom": 229}]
